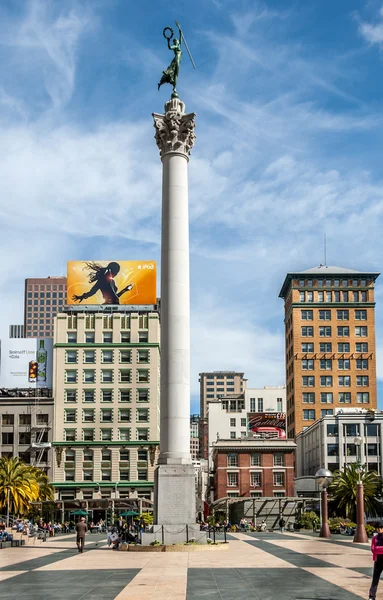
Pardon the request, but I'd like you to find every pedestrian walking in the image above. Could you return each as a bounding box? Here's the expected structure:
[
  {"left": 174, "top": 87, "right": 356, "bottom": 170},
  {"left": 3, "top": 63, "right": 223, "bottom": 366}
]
[
  {"left": 75, "top": 517, "right": 87, "bottom": 554},
  {"left": 279, "top": 516, "right": 286, "bottom": 534},
  {"left": 369, "top": 522, "right": 383, "bottom": 600}
]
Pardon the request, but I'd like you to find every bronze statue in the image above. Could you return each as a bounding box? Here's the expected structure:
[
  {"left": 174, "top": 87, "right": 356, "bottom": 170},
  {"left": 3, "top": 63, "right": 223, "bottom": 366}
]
[{"left": 158, "top": 21, "right": 196, "bottom": 98}]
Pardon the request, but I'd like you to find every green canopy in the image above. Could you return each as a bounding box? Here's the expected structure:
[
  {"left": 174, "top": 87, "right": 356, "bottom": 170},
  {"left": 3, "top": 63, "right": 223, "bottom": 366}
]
[
  {"left": 120, "top": 510, "right": 140, "bottom": 517},
  {"left": 70, "top": 510, "right": 90, "bottom": 516}
]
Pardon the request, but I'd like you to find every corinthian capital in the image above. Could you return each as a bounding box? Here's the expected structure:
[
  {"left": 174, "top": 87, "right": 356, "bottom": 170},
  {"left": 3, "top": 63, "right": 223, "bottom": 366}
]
[{"left": 153, "top": 97, "right": 196, "bottom": 158}]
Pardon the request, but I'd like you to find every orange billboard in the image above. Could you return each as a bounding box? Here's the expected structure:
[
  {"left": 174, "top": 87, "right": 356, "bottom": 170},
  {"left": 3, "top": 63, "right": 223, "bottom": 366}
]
[{"left": 67, "top": 261, "right": 156, "bottom": 305}]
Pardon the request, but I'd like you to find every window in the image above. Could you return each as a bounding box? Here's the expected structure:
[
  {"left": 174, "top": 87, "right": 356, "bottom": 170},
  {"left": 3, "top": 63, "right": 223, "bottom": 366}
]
[
  {"left": 337, "top": 310, "right": 349, "bottom": 320},
  {"left": 274, "top": 453, "right": 284, "bottom": 466},
  {"left": 327, "top": 443, "right": 338, "bottom": 456},
  {"left": 101, "top": 409, "right": 113, "bottom": 422},
  {"left": 230, "top": 431, "right": 236, "bottom": 439},
  {"left": 303, "top": 392, "right": 315, "bottom": 403},
  {"left": 301, "top": 327, "right": 313, "bottom": 337},
  {"left": 85, "top": 332, "right": 95, "bottom": 343},
  {"left": 103, "top": 332, "right": 113, "bottom": 343},
  {"left": 83, "top": 471, "right": 93, "bottom": 481},
  {"left": 227, "top": 473, "right": 238, "bottom": 487},
  {"left": 64, "top": 389, "right": 77, "bottom": 403},
  {"left": 119, "top": 389, "right": 131, "bottom": 403},
  {"left": 2, "top": 432, "right": 14, "bottom": 444},
  {"left": 66, "top": 350, "right": 77, "bottom": 363},
  {"left": 366, "top": 424, "right": 378, "bottom": 436},
  {"left": 100, "top": 370, "right": 112, "bottom": 383},
  {"left": 345, "top": 424, "right": 360, "bottom": 437},
  {"left": 241, "top": 418, "right": 247, "bottom": 427},
  {"left": 120, "top": 350, "right": 131, "bottom": 363},
  {"left": 83, "top": 370, "right": 95, "bottom": 383},
  {"left": 137, "top": 408, "right": 149, "bottom": 422},
  {"left": 64, "top": 429, "right": 76, "bottom": 442},
  {"left": 101, "top": 390, "right": 113, "bottom": 403},
  {"left": 230, "top": 418, "right": 236, "bottom": 427},
  {"left": 321, "top": 409, "right": 334, "bottom": 417},
  {"left": 355, "top": 310, "right": 367, "bottom": 320},
  {"left": 120, "top": 449, "right": 129, "bottom": 462},
  {"left": 356, "top": 359, "right": 368, "bottom": 370},
  {"left": 137, "top": 469, "right": 148, "bottom": 481},
  {"left": 357, "top": 376, "right": 369, "bottom": 386},
  {"left": 355, "top": 326, "right": 368, "bottom": 337},
  {"left": 65, "top": 370, "right": 77, "bottom": 383},
  {"left": 303, "top": 409, "right": 315, "bottom": 420},
  {"left": 139, "top": 332, "right": 148, "bottom": 343},
  {"left": 138, "top": 389, "right": 149, "bottom": 402},
  {"left": 320, "top": 359, "right": 332, "bottom": 370},
  {"left": 337, "top": 326, "right": 349, "bottom": 337},
  {"left": 342, "top": 291, "right": 349, "bottom": 302},
  {"left": 318, "top": 291, "right": 324, "bottom": 302},
  {"left": 120, "top": 370, "right": 131, "bottom": 383},
  {"left": 319, "top": 310, "right": 331, "bottom": 321},
  {"left": 326, "top": 291, "right": 332, "bottom": 302},
  {"left": 138, "top": 369, "right": 149, "bottom": 383},
  {"left": 338, "top": 343, "right": 350, "bottom": 352},
  {"left": 101, "top": 449, "right": 111, "bottom": 461},
  {"left": 84, "top": 390, "right": 95, "bottom": 403},
  {"left": 339, "top": 392, "right": 351, "bottom": 403},
  {"left": 357, "top": 392, "right": 370, "bottom": 404},
  {"left": 327, "top": 424, "right": 338, "bottom": 436},
  {"left": 101, "top": 429, "right": 112, "bottom": 441},
  {"left": 65, "top": 471, "right": 75, "bottom": 482},
  {"left": 65, "top": 449, "right": 75, "bottom": 463},
  {"left": 101, "top": 471, "right": 111, "bottom": 481},
  {"left": 84, "top": 350, "right": 95, "bottom": 363},
  {"left": 83, "top": 449, "right": 93, "bottom": 461},
  {"left": 273, "top": 472, "right": 285, "bottom": 487},
  {"left": 121, "top": 331, "right": 131, "bottom": 343},
  {"left": 102, "top": 350, "right": 113, "bottom": 363},
  {"left": 338, "top": 359, "right": 350, "bottom": 370},
  {"left": 302, "top": 376, "right": 315, "bottom": 387},
  {"left": 302, "top": 343, "right": 314, "bottom": 352},
  {"left": 361, "top": 291, "right": 367, "bottom": 302},
  {"left": 227, "top": 453, "right": 238, "bottom": 467},
  {"left": 338, "top": 376, "right": 351, "bottom": 386},
  {"left": 67, "top": 332, "right": 77, "bottom": 343},
  {"left": 251, "top": 453, "right": 261, "bottom": 466},
  {"left": 320, "top": 343, "right": 332, "bottom": 352},
  {"left": 64, "top": 409, "right": 77, "bottom": 423},
  {"left": 302, "top": 359, "right": 314, "bottom": 370},
  {"left": 320, "top": 392, "right": 333, "bottom": 404},
  {"left": 137, "top": 428, "right": 149, "bottom": 441},
  {"left": 356, "top": 343, "right": 368, "bottom": 352},
  {"left": 82, "top": 429, "right": 94, "bottom": 441},
  {"left": 319, "top": 326, "right": 331, "bottom": 337},
  {"left": 137, "top": 350, "right": 149, "bottom": 363},
  {"left": 307, "top": 291, "right": 313, "bottom": 302},
  {"left": 353, "top": 291, "right": 359, "bottom": 302},
  {"left": 118, "top": 409, "right": 131, "bottom": 423},
  {"left": 2, "top": 414, "right": 14, "bottom": 425},
  {"left": 277, "top": 398, "right": 283, "bottom": 412},
  {"left": 299, "top": 291, "right": 305, "bottom": 302},
  {"left": 257, "top": 398, "right": 263, "bottom": 412},
  {"left": 250, "top": 472, "right": 262, "bottom": 487},
  {"left": 301, "top": 310, "right": 313, "bottom": 320}
]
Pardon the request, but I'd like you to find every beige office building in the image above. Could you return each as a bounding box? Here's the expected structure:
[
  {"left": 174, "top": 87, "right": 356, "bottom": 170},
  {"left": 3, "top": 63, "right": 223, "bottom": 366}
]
[
  {"left": 52, "top": 308, "right": 160, "bottom": 510},
  {"left": 24, "top": 276, "right": 67, "bottom": 338},
  {"left": 199, "top": 371, "right": 247, "bottom": 419}
]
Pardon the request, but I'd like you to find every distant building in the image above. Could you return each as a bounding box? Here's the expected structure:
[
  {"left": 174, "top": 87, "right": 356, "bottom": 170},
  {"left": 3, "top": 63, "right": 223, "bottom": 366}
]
[
  {"left": 211, "top": 437, "right": 296, "bottom": 501},
  {"left": 24, "top": 276, "right": 67, "bottom": 338},
  {"left": 190, "top": 414, "right": 200, "bottom": 460},
  {"left": 9, "top": 324, "right": 24, "bottom": 338},
  {"left": 199, "top": 371, "right": 247, "bottom": 458},
  {"left": 279, "top": 265, "right": 379, "bottom": 438}
]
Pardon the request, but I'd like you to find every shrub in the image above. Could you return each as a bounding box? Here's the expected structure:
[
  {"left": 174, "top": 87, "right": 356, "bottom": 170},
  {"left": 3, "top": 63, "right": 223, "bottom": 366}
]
[
  {"left": 150, "top": 539, "right": 161, "bottom": 546},
  {"left": 207, "top": 538, "right": 213, "bottom": 544},
  {"left": 298, "top": 511, "right": 318, "bottom": 530}
]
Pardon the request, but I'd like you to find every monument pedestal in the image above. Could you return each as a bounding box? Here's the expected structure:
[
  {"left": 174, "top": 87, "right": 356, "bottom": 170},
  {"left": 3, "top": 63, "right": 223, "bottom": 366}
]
[{"left": 154, "top": 463, "right": 196, "bottom": 525}]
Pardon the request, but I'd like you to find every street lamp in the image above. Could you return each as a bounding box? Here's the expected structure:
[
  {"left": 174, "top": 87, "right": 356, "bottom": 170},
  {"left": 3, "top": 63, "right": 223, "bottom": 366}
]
[
  {"left": 315, "top": 468, "right": 332, "bottom": 539},
  {"left": 353, "top": 436, "right": 368, "bottom": 544}
]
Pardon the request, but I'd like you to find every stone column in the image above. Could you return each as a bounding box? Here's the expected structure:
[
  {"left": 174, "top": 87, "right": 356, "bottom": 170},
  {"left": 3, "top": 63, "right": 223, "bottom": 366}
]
[{"left": 152, "top": 97, "right": 196, "bottom": 526}]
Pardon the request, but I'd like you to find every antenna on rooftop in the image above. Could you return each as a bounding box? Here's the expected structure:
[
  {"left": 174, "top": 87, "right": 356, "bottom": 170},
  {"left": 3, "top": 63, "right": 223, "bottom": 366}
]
[{"left": 324, "top": 233, "right": 327, "bottom": 267}]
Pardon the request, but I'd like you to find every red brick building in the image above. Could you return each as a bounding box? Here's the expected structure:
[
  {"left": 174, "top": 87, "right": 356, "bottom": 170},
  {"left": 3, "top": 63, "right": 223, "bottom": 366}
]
[{"left": 212, "top": 439, "right": 296, "bottom": 500}]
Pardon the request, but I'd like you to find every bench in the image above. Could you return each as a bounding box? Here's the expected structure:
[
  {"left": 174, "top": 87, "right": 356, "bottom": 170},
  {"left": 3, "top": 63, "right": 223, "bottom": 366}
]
[
  {"left": 0, "top": 541, "right": 12, "bottom": 549},
  {"left": 11, "top": 539, "right": 25, "bottom": 547}
]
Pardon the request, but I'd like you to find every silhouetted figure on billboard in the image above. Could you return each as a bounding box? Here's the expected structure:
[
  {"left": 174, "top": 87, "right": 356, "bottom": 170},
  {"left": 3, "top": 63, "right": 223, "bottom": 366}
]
[{"left": 72, "top": 261, "right": 133, "bottom": 305}]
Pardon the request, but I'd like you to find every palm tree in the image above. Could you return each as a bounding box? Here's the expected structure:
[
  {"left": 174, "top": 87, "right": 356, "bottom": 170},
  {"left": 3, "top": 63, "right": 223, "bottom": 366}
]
[
  {"left": 0, "top": 457, "right": 54, "bottom": 520},
  {"left": 329, "top": 463, "right": 383, "bottom": 521}
]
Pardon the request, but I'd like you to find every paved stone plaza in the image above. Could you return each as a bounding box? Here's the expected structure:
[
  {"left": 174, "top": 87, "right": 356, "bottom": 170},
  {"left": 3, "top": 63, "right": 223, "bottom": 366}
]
[{"left": 0, "top": 530, "right": 376, "bottom": 599}]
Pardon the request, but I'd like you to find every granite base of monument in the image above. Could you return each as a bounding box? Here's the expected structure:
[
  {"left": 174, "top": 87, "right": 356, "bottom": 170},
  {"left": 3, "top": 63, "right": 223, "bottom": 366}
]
[{"left": 142, "top": 524, "right": 207, "bottom": 546}]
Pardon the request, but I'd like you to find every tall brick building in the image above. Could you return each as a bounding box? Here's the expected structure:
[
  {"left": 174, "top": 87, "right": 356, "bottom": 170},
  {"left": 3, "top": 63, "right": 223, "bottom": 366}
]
[
  {"left": 279, "top": 265, "right": 379, "bottom": 438},
  {"left": 212, "top": 438, "right": 296, "bottom": 500}
]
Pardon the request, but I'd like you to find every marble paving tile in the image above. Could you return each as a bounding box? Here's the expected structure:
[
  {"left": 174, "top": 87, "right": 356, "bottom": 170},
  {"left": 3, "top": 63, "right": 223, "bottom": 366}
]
[
  {"left": 265, "top": 539, "right": 369, "bottom": 555},
  {"left": 0, "top": 547, "right": 66, "bottom": 568},
  {"left": 114, "top": 564, "right": 188, "bottom": 599},
  {"left": 303, "top": 566, "right": 371, "bottom": 599},
  {"left": 309, "top": 552, "right": 373, "bottom": 568},
  {"left": 35, "top": 549, "right": 152, "bottom": 571},
  {"left": 0, "top": 571, "right": 26, "bottom": 581}
]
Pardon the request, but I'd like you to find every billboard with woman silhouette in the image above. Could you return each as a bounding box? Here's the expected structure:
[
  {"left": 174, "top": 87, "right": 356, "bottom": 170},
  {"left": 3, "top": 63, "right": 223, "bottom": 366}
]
[{"left": 67, "top": 261, "right": 156, "bottom": 305}]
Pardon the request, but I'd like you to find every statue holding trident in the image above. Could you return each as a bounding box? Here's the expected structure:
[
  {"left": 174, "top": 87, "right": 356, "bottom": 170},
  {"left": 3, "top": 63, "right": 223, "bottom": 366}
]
[{"left": 158, "top": 21, "right": 196, "bottom": 98}]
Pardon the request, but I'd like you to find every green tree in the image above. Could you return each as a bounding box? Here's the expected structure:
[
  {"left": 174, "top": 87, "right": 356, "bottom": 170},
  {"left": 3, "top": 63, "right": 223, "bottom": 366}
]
[
  {"left": 0, "top": 457, "right": 54, "bottom": 518},
  {"left": 328, "top": 463, "right": 382, "bottom": 521}
]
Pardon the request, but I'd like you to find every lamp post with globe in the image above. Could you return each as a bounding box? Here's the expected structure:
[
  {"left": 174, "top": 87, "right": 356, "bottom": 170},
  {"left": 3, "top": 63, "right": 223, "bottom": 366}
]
[
  {"left": 315, "top": 468, "right": 332, "bottom": 539},
  {"left": 353, "top": 435, "right": 368, "bottom": 544}
]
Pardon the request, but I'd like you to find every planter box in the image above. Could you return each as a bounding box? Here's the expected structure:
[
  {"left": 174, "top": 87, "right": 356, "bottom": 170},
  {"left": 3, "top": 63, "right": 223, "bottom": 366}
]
[
  {"left": 122, "top": 543, "right": 229, "bottom": 553},
  {"left": 126, "top": 545, "right": 165, "bottom": 552}
]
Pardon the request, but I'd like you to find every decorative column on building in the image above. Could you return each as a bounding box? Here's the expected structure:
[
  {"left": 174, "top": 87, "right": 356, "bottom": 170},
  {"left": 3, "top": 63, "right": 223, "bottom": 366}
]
[{"left": 152, "top": 96, "right": 196, "bottom": 525}]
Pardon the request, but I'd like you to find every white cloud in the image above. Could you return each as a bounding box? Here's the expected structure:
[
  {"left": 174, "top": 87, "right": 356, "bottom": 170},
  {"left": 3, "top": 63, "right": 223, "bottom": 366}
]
[{"left": 358, "top": 6, "right": 383, "bottom": 45}]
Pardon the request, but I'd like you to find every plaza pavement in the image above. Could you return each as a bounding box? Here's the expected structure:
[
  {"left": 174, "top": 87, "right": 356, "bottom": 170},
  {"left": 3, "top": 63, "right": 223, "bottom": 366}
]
[{"left": 0, "top": 529, "right": 376, "bottom": 599}]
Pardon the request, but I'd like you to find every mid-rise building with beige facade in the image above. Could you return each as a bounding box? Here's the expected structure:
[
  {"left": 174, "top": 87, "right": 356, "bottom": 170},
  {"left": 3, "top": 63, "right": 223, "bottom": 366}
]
[
  {"left": 52, "top": 307, "right": 160, "bottom": 512},
  {"left": 279, "top": 265, "right": 379, "bottom": 438}
]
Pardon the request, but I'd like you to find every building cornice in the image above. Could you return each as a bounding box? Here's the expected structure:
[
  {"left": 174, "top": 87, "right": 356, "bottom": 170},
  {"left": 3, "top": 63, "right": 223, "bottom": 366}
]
[
  {"left": 51, "top": 481, "right": 154, "bottom": 488},
  {"left": 52, "top": 441, "right": 160, "bottom": 447},
  {"left": 54, "top": 343, "right": 160, "bottom": 348}
]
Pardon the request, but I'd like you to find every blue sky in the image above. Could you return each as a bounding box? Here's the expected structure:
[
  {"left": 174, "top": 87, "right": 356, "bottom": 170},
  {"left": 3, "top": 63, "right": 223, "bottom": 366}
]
[{"left": 1, "top": 0, "right": 383, "bottom": 413}]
